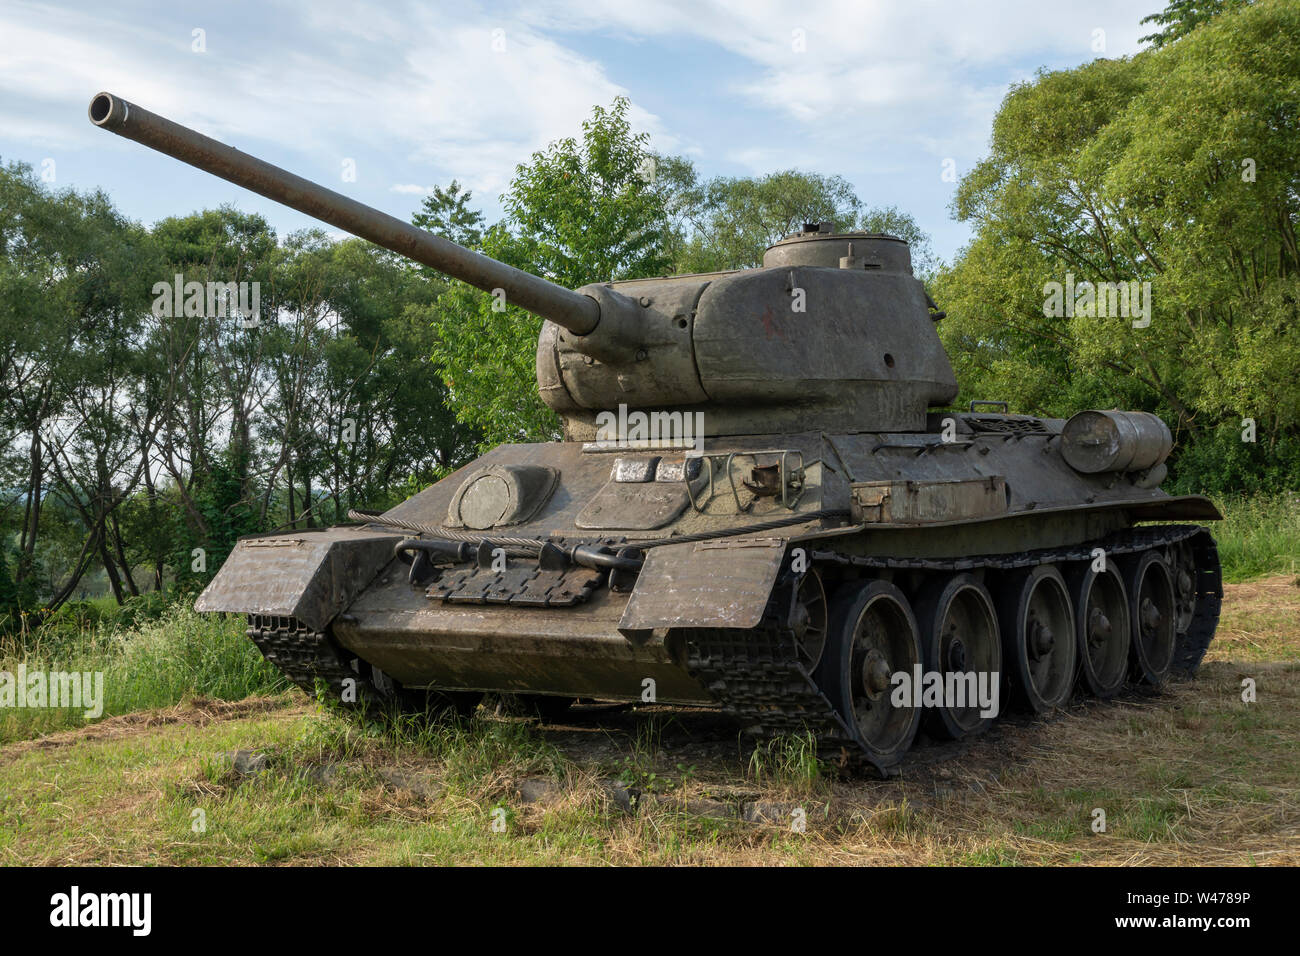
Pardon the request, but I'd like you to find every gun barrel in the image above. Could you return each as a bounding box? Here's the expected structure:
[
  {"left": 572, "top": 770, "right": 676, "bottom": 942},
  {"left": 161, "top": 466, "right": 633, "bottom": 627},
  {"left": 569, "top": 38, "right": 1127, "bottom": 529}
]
[{"left": 88, "top": 92, "right": 600, "bottom": 335}]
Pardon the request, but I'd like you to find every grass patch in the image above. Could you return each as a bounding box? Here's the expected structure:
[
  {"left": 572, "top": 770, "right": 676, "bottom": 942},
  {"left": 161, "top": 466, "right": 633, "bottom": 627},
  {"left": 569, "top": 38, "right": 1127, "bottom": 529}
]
[
  {"left": 746, "top": 731, "right": 825, "bottom": 796},
  {"left": 1213, "top": 495, "right": 1300, "bottom": 582},
  {"left": 1, "top": 658, "right": 1297, "bottom": 865},
  {"left": 1206, "top": 574, "right": 1300, "bottom": 662},
  {"left": 0, "top": 607, "right": 283, "bottom": 744}
]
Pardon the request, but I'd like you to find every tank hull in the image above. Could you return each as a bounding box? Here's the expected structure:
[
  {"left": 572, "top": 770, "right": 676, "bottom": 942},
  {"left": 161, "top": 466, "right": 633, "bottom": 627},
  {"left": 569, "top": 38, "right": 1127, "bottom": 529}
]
[{"left": 198, "top": 420, "right": 1222, "bottom": 739}]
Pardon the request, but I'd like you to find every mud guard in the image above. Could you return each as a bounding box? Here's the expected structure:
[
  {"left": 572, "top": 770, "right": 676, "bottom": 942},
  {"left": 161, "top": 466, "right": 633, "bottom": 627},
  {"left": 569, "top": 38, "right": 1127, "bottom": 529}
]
[
  {"left": 194, "top": 528, "right": 403, "bottom": 632},
  {"left": 618, "top": 538, "right": 787, "bottom": 645}
]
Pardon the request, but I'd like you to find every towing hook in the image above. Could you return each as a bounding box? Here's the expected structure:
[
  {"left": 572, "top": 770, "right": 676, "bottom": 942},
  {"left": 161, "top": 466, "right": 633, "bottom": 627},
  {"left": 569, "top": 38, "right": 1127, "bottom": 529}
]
[
  {"left": 394, "top": 537, "right": 643, "bottom": 574},
  {"left": 569, "top": 543, "right": 644, "bottom": 573},
  {"left": 394, "top": 538, "right": 473, "bottom": 564}
]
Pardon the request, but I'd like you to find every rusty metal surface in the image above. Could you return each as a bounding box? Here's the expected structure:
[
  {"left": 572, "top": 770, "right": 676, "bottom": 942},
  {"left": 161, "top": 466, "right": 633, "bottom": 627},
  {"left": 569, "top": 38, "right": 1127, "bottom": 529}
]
[
  {"left": 444, "top": 464, "right": 558, "bottom": 529},
  {"left": 618, "top": 538, "right": 786, "bottom": 633},
  {"left": 330, "top": 572, "right": 712, "bottom": 701},
  {"left": 849, "top": 476, "right": 1007, "bottom": 524},
  {"left": 376, "top": 428, "right": 1216, "bottom": 556},
  {"left": 1061, "top": 410, "right": 1174, "bottom": 474},
  {"left": 194, "top": 528, "right": 401, "bottom": 632},
  {"left": 575, "top": 479, "right": 691, "bottom": 529}
]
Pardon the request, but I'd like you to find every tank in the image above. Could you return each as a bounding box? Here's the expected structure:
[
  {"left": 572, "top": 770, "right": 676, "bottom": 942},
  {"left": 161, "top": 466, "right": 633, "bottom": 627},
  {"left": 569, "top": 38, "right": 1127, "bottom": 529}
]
[{"left": 90, "top": 92, "right": 1223, "bottom": 773}]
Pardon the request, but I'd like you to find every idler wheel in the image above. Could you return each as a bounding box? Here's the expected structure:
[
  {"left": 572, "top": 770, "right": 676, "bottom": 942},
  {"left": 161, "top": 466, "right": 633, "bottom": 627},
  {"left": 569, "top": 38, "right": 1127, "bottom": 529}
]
[
  {"left": 1170, "top": 540, "right": 1198, "bottom": 635},
  {"left": 790, "top": 567, "right": 829, "bottom": 672},
  {"left": 1122, "top": 550, "right": 1177, "bottom": 686},
  {"left": 815, "top": 579, "right": 922, "bottom": 768},
  {"left": 1066, "top": 562, "right": 1131, "bottom": 698},
  {"left": 915, "top": 573, "right": 1002, "bottom": 739},
  {"left": 999, "top": 565, "right": 1077, "bottom": 712}
]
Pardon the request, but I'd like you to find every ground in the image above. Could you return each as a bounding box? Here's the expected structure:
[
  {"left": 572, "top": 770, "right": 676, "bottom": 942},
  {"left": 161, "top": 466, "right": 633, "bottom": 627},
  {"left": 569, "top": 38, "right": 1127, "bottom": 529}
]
[{"left": 1, "top": 575, "right": 1297, "bottom": 866}]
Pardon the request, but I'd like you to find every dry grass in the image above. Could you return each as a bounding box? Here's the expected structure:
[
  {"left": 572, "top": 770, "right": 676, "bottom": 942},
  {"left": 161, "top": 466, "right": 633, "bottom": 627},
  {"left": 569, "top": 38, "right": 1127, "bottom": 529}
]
[{"left": 1207, "top": 574, "right": 1300, "bottom": 662}]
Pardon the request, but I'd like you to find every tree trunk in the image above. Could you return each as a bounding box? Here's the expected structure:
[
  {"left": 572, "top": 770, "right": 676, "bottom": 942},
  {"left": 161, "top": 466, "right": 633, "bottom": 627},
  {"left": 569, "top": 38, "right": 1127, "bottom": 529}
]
[
  {"left": 98, "top": 531, "right": 125, "bottom": 604},
  {"left": 110, "top": 512, "right": 139, "bottom": 597},
  {"left": 17, "top": 432, "right": 42, "bottom": 583}
]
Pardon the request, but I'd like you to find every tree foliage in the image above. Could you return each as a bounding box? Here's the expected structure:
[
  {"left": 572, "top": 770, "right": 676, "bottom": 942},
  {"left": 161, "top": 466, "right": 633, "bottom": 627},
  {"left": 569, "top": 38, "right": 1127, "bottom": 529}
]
[
  {"left": 933, "top": 0, "right": 1299, "bottom": 493},
  {"left": 421, "top": 97, "right": 676, "bottom": 445},
  {"left": 0, "top": 172, "right": 477, "bottom": 624},
  {"left": 1140, "top": 0, "right": 1249, "bottom": 48}
]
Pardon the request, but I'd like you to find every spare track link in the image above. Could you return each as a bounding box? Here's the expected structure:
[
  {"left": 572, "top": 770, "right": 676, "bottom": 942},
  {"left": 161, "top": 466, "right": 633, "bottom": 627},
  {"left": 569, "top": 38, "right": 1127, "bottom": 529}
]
[{"left": 684, "top": 525, "right": 1221, "bottom": 772}]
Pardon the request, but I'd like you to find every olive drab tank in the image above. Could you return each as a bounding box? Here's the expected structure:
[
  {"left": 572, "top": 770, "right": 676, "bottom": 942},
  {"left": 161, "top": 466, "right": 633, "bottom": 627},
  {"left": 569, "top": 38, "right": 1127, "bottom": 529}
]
[{"left": 91, "top": 92, "right": 1223, "bottom": 773}]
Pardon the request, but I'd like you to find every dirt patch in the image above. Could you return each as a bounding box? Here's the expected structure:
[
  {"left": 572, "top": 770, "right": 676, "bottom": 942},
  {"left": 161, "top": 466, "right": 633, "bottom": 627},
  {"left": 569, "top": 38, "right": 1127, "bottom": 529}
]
[{"left": 0, "top": 695, "right": 300, "bottom": 760}]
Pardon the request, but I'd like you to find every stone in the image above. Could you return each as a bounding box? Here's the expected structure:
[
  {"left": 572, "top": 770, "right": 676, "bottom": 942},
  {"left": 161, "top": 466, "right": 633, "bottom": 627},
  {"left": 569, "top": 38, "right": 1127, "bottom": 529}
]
[
  {"left": 219, "top": 750, "right": 271, "bottom": 776},
  {"left": 601, "top": 780, "right": 642, "bottom": 814},
  {"left": 742, "top": 800, "right": 808, "bottom": 824},
  {"left": 377, "top": 767, "right": 443, "bottom": 799},
  {"left": 301, "top": 763, "right": 339, "bottom": 786},
  {"left": 513, "top": 777, "right": 564, "bottom": 805}
]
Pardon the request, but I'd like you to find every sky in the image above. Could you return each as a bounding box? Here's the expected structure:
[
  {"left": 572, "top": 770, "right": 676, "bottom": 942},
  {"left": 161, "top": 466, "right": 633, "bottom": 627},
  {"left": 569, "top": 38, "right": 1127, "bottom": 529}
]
[{"left": 0, "top": 0, "right": 1166, "bottom": 265}]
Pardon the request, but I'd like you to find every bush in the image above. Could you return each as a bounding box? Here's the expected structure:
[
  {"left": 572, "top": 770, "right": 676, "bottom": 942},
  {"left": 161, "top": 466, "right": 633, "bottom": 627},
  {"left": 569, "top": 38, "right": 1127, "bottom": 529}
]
[
  {"left": 1213, "top": 495, "right": 1300, "bottom": 582},
  {"left": 1166, "top": 427, "right": 1300, "bottom": 498}
]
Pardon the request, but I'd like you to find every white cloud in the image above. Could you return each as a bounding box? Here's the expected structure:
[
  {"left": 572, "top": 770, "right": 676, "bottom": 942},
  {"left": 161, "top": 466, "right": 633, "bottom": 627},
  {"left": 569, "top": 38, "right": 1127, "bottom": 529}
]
[
  {"left": 520, "top": 0, "right": 1162, "bottom": 159},
  {"left": 0, "top": 0, "right": 675, "bottom": 198},
  {"left": 0, "top": 0, "right": 1166, "bottom": 261}
]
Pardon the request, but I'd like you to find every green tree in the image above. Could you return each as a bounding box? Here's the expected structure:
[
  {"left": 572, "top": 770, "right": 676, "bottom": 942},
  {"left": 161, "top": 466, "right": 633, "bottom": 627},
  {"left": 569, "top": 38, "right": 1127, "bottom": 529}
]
[
  {"left": 0, "top": 161, "right": 161, "bottom": 609},
  {"left": 412, "top": 181, "right": 484, "bottom": 248},
  {"left": 1140, "top": 0, "right": 1249, "bottom": 48},
  {"left": 663, "top": 165, "right": 934, "bottom": 274},
  {"left": 935, "top": 0, "right": 1300, "bottom": 493},
  {"left": 422, "top": 97, "right": 675, "bottom": 445}
]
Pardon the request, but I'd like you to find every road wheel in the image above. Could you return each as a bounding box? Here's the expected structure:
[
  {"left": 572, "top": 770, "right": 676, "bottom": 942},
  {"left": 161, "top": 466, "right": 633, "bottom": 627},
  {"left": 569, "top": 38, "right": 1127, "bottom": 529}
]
[
  {"left": 815, "top": 579, "right": 922, "bottom": 768},
  {"left": 1000, "top": 565, "right": 1076, "bottom": 712},
  {"left": 915, "top": 573, "right": 1002, "bottom": 738},
  {"left": 1123, "top": 550, "right": 1177, "bottom": 686},
  {"left": 1067, "top": 561, "right": 1131, "bottom": 698}
]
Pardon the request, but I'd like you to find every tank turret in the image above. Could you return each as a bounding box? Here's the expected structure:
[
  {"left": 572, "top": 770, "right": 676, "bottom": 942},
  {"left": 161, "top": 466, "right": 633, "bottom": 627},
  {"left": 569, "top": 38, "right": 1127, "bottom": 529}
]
[{"left": 90, "top": 92, "right": 955, "bottom": 439}]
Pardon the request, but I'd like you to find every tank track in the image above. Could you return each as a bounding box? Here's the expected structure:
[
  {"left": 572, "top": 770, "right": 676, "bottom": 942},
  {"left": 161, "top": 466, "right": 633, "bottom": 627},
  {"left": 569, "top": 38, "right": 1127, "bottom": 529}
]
[
  {"left": 684, "top": 525, "right": 1222, "bottom": 773},
  {"left": 685, "top": 619, "right": 866, "bottom": 768},
  {"left": 247, "top": 614, "right": 482, "bottom": 718},
  {"left": 247, "top": 614, "right": 372, "bottom": 706}
]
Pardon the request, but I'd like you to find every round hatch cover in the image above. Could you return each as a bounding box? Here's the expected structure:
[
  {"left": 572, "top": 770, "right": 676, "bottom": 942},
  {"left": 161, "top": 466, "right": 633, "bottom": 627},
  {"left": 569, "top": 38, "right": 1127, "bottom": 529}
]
[{"left": 446, "top": 464, "right": 560, "bottom": 530}]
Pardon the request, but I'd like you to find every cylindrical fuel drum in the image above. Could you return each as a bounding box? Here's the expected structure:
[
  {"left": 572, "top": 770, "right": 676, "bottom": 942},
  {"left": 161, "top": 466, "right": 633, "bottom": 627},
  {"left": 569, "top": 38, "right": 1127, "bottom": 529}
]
[{"left": 1060, "top": 410, "right": 1173, "bottom": 474}]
